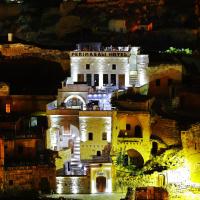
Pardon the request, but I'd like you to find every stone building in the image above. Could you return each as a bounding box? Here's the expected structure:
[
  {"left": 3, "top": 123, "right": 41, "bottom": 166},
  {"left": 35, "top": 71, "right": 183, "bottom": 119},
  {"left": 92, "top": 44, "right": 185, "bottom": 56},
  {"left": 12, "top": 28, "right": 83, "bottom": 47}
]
[
  {"left": 45, "top": 45, "right": 173, "bottom": 194},
  {"left": 0, "top": 136, "right": 56, "bottom": 192},
  {"left": 148, "top": 63, "right": 182, "bottom": 98},
  {"left": 70, "top": 43, "right": 149, "bottom": 89},
  {"left": 0, "top": 83, "right": 56, "bottom": 192}
]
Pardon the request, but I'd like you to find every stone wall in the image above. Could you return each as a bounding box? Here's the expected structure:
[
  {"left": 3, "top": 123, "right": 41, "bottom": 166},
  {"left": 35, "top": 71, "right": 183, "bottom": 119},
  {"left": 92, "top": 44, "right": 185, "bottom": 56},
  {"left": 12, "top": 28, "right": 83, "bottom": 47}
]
[
  {"left": 112, "top": 111, "right": 152, "bottom": 163},
  {"left": 148, "top": 64, "right": 182, "bottom": 97},
  {"left": 0, "top": 95, "right": 56, "bottom": 114},
  {"left": 0, "top": 44, "right": 70, "bottom": 72},
  {"left": 79, "top": 111, "right": 112, "bottom": 160},
  {"left": 151, "top": 116, "right": 181, "bottom": 146},
  {"left": 56, "top": 176, "right": 90, "bottom": 194},
  {"left": 4, "top": 165, "right": 56, "bottom": 192},
  {"left": 181, "top": 123, "right": 200, "bottom": 183}
]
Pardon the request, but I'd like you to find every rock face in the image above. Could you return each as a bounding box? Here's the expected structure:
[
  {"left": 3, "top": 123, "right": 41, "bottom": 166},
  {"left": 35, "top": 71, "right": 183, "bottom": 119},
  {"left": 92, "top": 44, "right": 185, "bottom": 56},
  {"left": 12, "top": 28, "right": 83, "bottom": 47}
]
[
  {"left": 0, "top": 4, "right": 21, "bottom": 20},
  {"left": 181, "top": 124, "right": 200, "bottom": 183},
  {"left": 151, "top": 116, "right": 181, "bottom": 146},
  {"left": 0, "top": 43, "right": 68, "bottom": 94},
  {"left": 0, "top": 43, "right": 70, "bottom": 72}
]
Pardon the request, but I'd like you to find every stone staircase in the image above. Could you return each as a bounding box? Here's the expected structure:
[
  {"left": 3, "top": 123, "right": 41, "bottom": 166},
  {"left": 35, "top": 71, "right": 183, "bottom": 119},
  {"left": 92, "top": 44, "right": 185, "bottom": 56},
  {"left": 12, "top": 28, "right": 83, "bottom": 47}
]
[
  {"left": 129, "top": 74, "right": 138, "bottom": 86},
  {"left": 70, "top": 137, "right": 82, "bottom": 175}
]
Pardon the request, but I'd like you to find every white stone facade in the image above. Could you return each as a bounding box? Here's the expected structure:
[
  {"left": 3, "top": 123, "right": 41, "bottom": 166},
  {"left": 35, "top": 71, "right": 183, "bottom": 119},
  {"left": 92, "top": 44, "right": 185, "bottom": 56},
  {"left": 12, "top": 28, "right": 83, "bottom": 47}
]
[{"left": 70, "top": 46, "right": 149, "bottom": 89}]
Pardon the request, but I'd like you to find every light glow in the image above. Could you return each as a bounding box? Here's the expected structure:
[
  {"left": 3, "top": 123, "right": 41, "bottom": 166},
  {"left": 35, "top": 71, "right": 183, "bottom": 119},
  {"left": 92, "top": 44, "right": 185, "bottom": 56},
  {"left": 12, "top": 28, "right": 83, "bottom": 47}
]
[{"left": 167, "top": 166, "right": 190, "bottom": 184}]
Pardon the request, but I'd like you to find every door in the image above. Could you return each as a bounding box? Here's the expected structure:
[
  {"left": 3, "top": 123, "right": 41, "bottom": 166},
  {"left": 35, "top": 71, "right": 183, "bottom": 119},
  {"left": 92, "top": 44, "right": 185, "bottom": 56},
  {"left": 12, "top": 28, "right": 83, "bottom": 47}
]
[
  {"left": 118, "top": 74, "right": 125, "bottom": 88},
  {"left": 78, "top": 74, "right": 84, "bottom": 82},
  {"left": 96, "top": 176, "right": 106, "bottom": 192}
]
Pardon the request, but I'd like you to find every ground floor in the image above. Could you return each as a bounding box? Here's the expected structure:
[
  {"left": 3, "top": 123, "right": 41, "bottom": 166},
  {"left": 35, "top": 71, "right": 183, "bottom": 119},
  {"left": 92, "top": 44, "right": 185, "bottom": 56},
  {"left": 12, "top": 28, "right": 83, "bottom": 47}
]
[
  {"left": 45, "top": 191, "right": 200, "bottom": 200},
  {"left": 46, "top": 193, "right": 125, "bottom": 200}
]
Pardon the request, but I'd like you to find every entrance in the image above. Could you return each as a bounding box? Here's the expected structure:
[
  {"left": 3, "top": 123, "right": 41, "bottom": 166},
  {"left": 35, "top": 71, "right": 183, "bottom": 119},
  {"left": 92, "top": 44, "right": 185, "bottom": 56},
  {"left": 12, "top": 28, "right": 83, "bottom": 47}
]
[
  {"left": 78, "top": 74, "right": 84, "bottom": 82},
  {"left": 118, "top": 74, "right": 125, "bottom": 88},
  {"left": 96, "top": 176, "right": 106, "bottom": 192}
]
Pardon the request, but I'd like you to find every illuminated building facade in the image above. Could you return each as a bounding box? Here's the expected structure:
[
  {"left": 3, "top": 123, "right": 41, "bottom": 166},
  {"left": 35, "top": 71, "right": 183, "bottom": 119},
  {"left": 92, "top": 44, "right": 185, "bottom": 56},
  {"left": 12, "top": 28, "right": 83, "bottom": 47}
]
[
  {"left": 70, "top": 43, "right": 149, "bottom": 89},
  {"left": 46, "top": 44, "right": 196, "bottom": 195},
  {"left": 45, "top": 44, "right": 168, "bottom": 194}
]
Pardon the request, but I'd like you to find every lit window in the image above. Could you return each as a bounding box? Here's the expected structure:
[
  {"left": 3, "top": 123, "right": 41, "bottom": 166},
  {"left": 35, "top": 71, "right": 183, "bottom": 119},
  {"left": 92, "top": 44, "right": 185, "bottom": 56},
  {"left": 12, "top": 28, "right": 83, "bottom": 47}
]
[
  {"left": 112, "top": 64, "right": 116, "bottom": 70},
  {"left": 86, "top": 64, "right": 90, "bottom": 70},
  {"left": 30, "top": 117, "right": 37, "bottom": 127},
  {"left": 102, "top": 132, "right": 107, "bottom": 140},
  {"left": 5, "top": 103, "right": 11, "bottom": 113},
  {"left": 88, "top": 132, "right": 93, "bottom": 140}
]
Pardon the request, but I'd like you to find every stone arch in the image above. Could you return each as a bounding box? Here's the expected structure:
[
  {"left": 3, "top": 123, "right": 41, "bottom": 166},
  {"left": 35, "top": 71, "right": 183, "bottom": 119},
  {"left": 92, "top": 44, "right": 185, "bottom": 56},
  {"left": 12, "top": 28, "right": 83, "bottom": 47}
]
[
  {"left": 127, "top": 149, "right": 144, "bottom": 168},
  {"left": 64, "top": 95, "right": 86, "bottom": 110}
]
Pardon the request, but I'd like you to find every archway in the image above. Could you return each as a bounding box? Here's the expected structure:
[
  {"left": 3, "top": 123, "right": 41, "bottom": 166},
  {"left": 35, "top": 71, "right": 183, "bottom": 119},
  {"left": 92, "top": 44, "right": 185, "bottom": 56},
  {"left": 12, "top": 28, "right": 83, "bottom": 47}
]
[
  {"left": 64, "top": 95, "right": 86, "bottom": 110},
  {"left": 96, "top": 176, "right": 106, "bottom": 192},
  {"left": 127, "top": 149, "right": 144, "bottom": 168}
]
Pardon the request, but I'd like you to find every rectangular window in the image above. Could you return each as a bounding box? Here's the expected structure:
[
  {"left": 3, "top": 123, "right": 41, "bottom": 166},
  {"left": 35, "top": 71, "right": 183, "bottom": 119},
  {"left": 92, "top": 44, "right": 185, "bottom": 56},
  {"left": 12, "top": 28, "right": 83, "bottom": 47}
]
[
  {"left": 111, "top": 74, "right": 116, "bottom": 86},
  {"left": 102, "top": 132, "right": 107, "bottom": 140},
  {"left": 112, "top": 64, "right": 116, "bottom": 70},
  {"left": 88, "top": 132, "right": 93, "bottom": 140},
  {"left": 156, "top": 79, "right": 160, "bottom": 86},
  {"left": 30, "top": 117, "right": 37, "bottom": 127},
  {"left": 86, "top": 74, "right": 92, "bottom": 86},
  {"left": 67, "top": 162, "right": 71, "bottom": 171},
  {"left": 97, "top": 151, "right": 101, "bottom": 156},
  {"left": 5, "top": 103, "right": 11, "bottom": 113},
  {"left": 78, "top": 74, "right": 84, "bottom": 82},
  {"left": 103, "top": 74, "right": 108, "bottom": 85},
  {"left": 126, "top": 124, "right": 131, "bottom": 131},
  {"left": 86, "top": 64, "right": 90, "bottom": 70},
  {"left": 94, "top": 74, "right": 99, "bottom": 86}
]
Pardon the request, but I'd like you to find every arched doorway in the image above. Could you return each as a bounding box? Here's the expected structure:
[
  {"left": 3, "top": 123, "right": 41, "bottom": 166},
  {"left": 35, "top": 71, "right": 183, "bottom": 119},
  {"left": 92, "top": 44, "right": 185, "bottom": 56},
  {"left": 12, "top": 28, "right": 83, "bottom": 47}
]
[
  {"left": 64, "top": 95, "right": 86, "bottom": 110},
  {"left": 127, "top": 149, "right": 144, "bottom": 168},
  {"left": 96, "top": 176, "right": 106, "bottom": 192}
]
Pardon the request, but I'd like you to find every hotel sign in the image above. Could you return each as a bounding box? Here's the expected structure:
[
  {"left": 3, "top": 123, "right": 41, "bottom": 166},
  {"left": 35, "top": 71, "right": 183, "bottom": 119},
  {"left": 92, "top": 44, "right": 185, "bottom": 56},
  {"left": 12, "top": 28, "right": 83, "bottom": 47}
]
[{"left": 70, "top": 51, "right": 130, "bottom": 57}]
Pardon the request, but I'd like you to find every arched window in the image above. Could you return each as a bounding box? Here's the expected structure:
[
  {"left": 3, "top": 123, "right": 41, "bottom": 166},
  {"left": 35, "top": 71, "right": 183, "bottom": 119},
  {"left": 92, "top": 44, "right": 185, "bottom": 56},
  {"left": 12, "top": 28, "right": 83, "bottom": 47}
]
[
  {"left": 88, "top": 132, "right": 93, "bottom": 141},
  {"left": 134, "top": 125, "right": 142, "bottom": 138},
  {"left": 102, "top": 132, "right": 107, "bottom": 140}
]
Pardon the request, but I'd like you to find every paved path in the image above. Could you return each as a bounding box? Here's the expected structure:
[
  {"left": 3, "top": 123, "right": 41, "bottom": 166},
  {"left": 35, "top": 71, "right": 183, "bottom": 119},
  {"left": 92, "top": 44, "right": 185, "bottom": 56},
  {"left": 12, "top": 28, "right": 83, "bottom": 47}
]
[{"left": 47, "top": 193, "right": 125, "bottom": 200}]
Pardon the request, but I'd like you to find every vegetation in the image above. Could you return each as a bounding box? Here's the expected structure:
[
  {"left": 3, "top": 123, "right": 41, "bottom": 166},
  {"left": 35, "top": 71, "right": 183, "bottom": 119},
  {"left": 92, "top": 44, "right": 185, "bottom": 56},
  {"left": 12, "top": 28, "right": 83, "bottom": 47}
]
[
  {"left": 114, "top": 147, "right": 185, "bottom": 192},
  {"left": 165, "top": 47, "right": 192, "bottom": 55}
]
